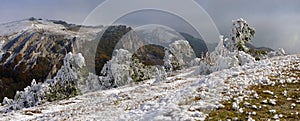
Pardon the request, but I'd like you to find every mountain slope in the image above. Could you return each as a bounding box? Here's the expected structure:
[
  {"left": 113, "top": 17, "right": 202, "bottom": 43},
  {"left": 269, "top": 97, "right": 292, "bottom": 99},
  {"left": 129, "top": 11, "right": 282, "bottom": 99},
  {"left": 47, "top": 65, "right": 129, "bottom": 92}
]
[
  {"left": 179, "top": 32, "right": 208, "bottom": 57},
  {"left": 1, "top": 55, "right": 299, "bottom": 120},
  {"left": 0, "top": 18, "right": 102, "bottom": 100}
]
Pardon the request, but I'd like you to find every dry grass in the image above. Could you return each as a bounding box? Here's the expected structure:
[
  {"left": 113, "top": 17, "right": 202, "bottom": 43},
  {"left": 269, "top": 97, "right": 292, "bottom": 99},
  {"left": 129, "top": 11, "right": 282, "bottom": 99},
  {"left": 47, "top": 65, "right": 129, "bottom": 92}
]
[{"left": 206, "top": 67, "right": 300, "bottom": 120}]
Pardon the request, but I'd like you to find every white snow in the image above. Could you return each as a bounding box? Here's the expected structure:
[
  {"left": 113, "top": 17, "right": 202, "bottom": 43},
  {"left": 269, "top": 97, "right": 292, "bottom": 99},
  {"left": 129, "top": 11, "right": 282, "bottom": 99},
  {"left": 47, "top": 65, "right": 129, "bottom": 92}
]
[
  {"left": 291, "top": 103, "right": 296, "bottom": 109},
  {"left": 282, "top": 90, "right": 288, "bottom": 97},
  {"left": 0, "top": 40, "right": 4, "bottom": 59},
  {"left": 272, "top": 114, "right": 279, "bottom": 119},
  {"left": 263, "top": 90, "right": 274, "bottom": 95},
  {"left": 253, "top": 93, "right": 259, "bottom": 99},
  {"left": 73, "top": 53, "right": 86, "bottom": 68},
  {"left": 269, "top": 99, "right": 277, "bottom": 105},
  {"left": 269, "top": 110, "right": 276, "bottom": 113},
  {"left": 232, "top": 102, "right": 239, "bottom": 111},
  {"left": 0, "top": 20, "right": 32, "bottom": 36}
]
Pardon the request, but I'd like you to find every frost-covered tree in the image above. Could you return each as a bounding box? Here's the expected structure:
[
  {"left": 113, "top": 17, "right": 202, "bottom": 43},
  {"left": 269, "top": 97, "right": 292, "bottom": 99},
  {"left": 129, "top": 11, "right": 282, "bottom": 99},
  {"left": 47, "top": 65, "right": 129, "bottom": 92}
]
[
  {"left": 0, "top": 52, "right": 87, "bottom": 113},
  {"left": 163, "top": 40, "right": 196, "bottom": 72},
  {"left": 45, "top": 53, "right": 86, "bottom": 101},
  {"left": 185, "top": 18, "right": 266, "bottom": 75},
  {"left": 168, "top": 40, "right": 196, "bottom": 67},
  {"left": 78, "top": 73, "right": 102, "bottom": 92},
  {"left": 130, "top": 56, "right": 157, "bottom": 82},
  {"left": 209, "top": 36, "right": 240, "bottom": 72},
  {"left": 154, "top": 66, "right": 167, "bottom": 83},
  {"left": 100, "top": 49, "right": 163, "bottom": 87},
  {"left": 100, "top": 49, "right": 133, "bottom": 87},
  {"left": 163, "top": 48, "right": 181, "bottom": 72},
  {"left": 230, "top": 18, "right": 276, "bottom": 60},
  {"left": 163, "top": 49, "right": 173, "bottom": 72},
  {"left": 230, "top": 18, "right": 255, "bottom": 52},
  {"left": 193, "top": 35, "right": 255, "bottom": 75}
]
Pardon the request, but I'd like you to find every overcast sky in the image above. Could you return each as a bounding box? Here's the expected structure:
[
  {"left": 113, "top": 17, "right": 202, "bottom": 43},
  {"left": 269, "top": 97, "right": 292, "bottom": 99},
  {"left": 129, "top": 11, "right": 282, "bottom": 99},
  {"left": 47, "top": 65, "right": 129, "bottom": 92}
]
[{"left": 0, "top": 0, "right": 299, "bottom": 53}]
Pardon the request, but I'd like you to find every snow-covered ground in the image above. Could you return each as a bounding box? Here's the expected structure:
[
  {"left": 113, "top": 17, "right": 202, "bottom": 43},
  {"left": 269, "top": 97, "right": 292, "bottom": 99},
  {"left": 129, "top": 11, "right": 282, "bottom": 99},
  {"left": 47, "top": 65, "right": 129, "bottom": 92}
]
[
  {"left": 0, "top": 55, "right": 299, "bottom": 121},
  {"left": 0, "top": 18, "right": 103, "bottom": 41},
  {"left": 0, "top": 20, "right": 32, "bottom": 36}
]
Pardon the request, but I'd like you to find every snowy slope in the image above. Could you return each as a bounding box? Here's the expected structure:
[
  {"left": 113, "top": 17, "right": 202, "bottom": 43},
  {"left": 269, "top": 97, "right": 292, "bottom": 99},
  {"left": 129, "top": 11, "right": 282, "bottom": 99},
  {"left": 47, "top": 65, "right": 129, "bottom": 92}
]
[
  {"left": 0, "top": 20, "right": 32, "bottom": 36},
  {"left": 0, "top": 19, "right": 71, "bottom": 37},
  {"left": 136, "top": 25, "right": 184, "bottom": 46},
  {"left": 0, "top": 18, "right": 103, "bottom": 40},
  {"left": 0, "top": 55, "right": 299, "bottom": 121}
]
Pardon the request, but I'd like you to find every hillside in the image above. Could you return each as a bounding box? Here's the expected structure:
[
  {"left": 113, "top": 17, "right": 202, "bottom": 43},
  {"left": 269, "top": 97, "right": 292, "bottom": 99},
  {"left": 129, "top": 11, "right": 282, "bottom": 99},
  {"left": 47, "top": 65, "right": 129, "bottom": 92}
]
[{"left": 0, "top": 54, "right": 298, "bottom": 120}]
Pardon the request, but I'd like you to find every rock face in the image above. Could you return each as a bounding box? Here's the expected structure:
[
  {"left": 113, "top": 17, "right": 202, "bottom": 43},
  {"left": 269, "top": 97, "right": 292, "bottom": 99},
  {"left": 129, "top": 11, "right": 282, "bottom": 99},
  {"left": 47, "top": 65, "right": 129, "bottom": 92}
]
[{"left": 2, "top": 30, "right": 73, "bottom": 74}]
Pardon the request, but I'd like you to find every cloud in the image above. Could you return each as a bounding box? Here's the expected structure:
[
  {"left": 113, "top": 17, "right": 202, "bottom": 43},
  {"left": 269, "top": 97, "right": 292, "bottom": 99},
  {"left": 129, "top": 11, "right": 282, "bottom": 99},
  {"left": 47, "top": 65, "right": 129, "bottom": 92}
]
[
  {"left": 0, "top": 0, "right": 104, "bottom": 24},
  {"left": 0, "top": 0, "right": 299, "bottom": 53},
  {"left": 251, "top": 15, "right": 300, "bottom": 54},
  {"left": 195, "top": 0, "right": 300, "bottom": 54}
]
